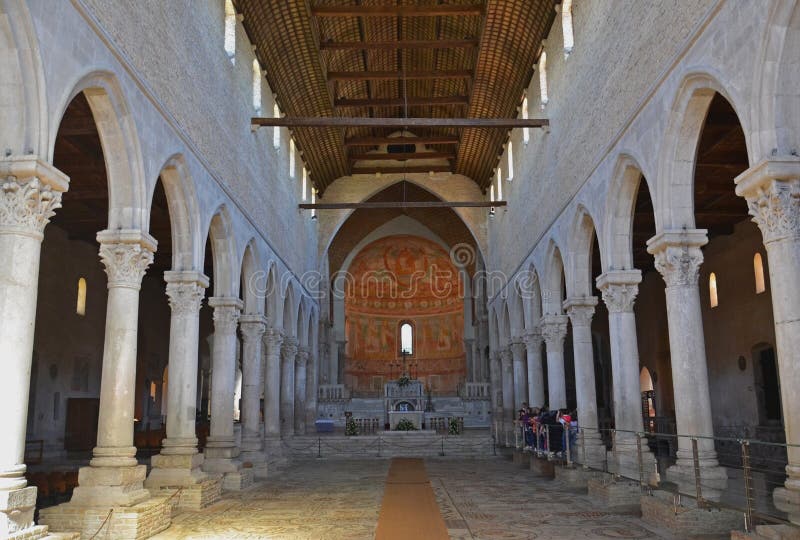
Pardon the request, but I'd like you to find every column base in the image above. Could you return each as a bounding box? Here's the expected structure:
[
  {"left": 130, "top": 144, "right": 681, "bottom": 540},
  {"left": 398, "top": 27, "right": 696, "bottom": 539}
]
[
  {"left": 640, "top": 489, "right": 742, "bottom": 536},
  {"left": 239, "top": 449, "right": 269, "bottom": 480},
  {"left": 774, "top": 486, "right": 800, "bottom": 526},
  {"left": 554, "top": 467, "right": 606, "bottom": 490},
  {"left": 529, "top": 455, "right": 555, "bottom": 478},
  {"left": 664, "top": 460, "right": 728, "bottom": 502},
  {"left": 69, "top": 465, "right": 150, "bottom": 507},
  {"left": 0, "top": 485, "right": 38, "bottom": 538},
  {"left": 263, "top": 438, "right": 289, "bottom": 472},
  {"left": 201, "top": 457, "right": 253, "bottom": 491},
  {"left": 145, "top": 452, "right": 222, "bottom": 511},
  {"left": 610, "top": 442, "right": 659, "bottom": 485},
  {"left": 587, "top": 473, "right": 643, "bottom": 511},
  {"left": 38, "top": 495, "right": 171, "bottom": 540},
  {"left": 574, "top": 437, "right": 607, "bottom": 471}
]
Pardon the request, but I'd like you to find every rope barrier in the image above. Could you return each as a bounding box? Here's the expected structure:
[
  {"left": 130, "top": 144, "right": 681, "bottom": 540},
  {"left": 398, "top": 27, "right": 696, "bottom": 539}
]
[{"left": 87, "top": 509, "right": 114, "bottom": 540}]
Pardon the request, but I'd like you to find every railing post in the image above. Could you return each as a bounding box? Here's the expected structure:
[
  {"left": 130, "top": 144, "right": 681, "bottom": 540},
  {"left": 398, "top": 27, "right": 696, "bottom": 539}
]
[
  {"left": 635, "top": 432, "right": 644, "bottom": 489},
  {"left": 317, "top": 437, "right": 321, "bottom": 458},
  {"left": 565, "top": 426, "right": 572, "bottom": 466},
  {"left": 441, "top": 436, "right": 445, "bottom": 457},
  {"left": 741, "top": 440, "right": 754, "bottom": 533},
  {"left": 545, "top": 425, "right": 550, "bottom": 455},
  {"left": 611, "top": 430, "right": 617, "bottom": 478},
  {"left": 378, "top": 435, "right": 382, "bottom": 457},
  {"left": 691, "top": 438, "right": 703, "bottom": 508}
]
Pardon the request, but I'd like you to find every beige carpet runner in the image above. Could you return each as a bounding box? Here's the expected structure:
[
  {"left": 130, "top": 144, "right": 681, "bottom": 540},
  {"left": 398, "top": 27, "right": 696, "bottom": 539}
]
[{"left": 375, "top": 458, "right": 449, "bottom": 540}]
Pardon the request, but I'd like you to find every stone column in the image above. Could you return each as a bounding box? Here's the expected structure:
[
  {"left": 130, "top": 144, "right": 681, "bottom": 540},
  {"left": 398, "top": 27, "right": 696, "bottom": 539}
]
[
  {"left": 647, "top": 230, "right": 727, "bottom": 495},
  {"left": 0, "top": 158, "right": 66, "bottom": 537},
  {"left": 735, "top": 158, "right": 800, "bottom": 522},
  {"left": 263, "top": 328, "right": 283, "bottom": 438},
  {"left": 489, "top": 351, "right": 502, "bottom": 428},
  {"left": 280, "top": 337, "right": 298, "bottom": 437},
  {"left": 238, "top": 315, "right": 267, "bottom": 478},
  {"left": 146, "top": 271, "right": 212, "bottom": 491},
  {"left": 596, "top": 270, "right": 656, "bottom": 480},
  {"left": 294, "top": 347, "right": 309, "bottom": 434},
  {"left": 522, "top": 330, "right": 545, "bottom": 408},
  {"left": 500, "top": 348, "right": 514, "bottom": 430},
  {"left": 203, "top": 297, "right": 250, "bottom": 489},
  {"left": 563, "top": 297, "right": 605, "bottom": 467},
  {"left": 305, "top": 345, "right": 318, "bottom": 431},
  {"left": 541, "top": 315, "right": 568, "bottom": 410},
  {"left": 510, "top": 340, "right": 527, "bottom": 409},
  {"left": 66, "top": 231, "right": 156, "bottom": 508}
]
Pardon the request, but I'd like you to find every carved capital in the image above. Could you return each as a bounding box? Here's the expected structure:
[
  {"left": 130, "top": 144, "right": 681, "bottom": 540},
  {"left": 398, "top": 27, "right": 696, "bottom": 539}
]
[
  {"left": 97, "top": 230, "right": 156, "bottom": 289},
  {"left": 499, "top": 348, "right": 513, "bottom": 365},
  {"left": 0, "top": 157, "right": 68, "bottom": 239},
  {"left": 209, "top": 297, "right": 242, "bottom": 335},
  {"left": 262, "top": 327, "right": 284, "bottom": 351},
  {"left": 165, "top": 281, "right": 205, "bottom": 316},
  {"left": 735, "top": 158, "right": 800, "bottom": 244},
  {"left": 563, "top": 296, "right": 597, "bottom": 327},
  {"left": 239, "top": 315, "right": 267, "bottom": 343},
  {"left": 510, "top": 340, "right": 526, "bottom": 359},
  {"left": 596, "top": 270, "right": 641, "bottom": 313},
  {"left": 647, "top": 230, "right": 707, "bottom": 288},
  {"left": 296, "top": 348, "right": 310, "bottom": 367},
  {"left": 281, "top": 337, "right": 298, "bottom": 361},
  {"left": 522, "top": 329, "right": 542, "bottom": 348},
  {"left": 540, "top": 315, "right": 568, "bottom": 347}
]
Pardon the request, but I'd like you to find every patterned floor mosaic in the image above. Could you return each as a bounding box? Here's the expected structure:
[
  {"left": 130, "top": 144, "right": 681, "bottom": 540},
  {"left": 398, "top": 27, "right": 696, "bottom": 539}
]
[{"left": 151, "top": 458, "right": 698, "bottom": 539}]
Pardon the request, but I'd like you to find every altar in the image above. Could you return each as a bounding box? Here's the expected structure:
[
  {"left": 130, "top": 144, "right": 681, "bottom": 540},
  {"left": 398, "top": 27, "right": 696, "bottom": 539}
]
[{"left": 388, "top": 410, "right": 425, "bottom": 430}]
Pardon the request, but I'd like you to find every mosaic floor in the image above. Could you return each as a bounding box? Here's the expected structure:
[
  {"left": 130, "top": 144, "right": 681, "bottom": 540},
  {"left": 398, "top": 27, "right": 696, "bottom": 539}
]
[{"left": 152, "top": 458, "right": 689, "bottom": 539}]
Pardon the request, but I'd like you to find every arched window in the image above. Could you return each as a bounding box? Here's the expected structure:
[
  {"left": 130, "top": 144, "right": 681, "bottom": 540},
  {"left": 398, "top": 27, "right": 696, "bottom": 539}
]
[
  {"left": 496, "top": 168, "right": 503, "bottom": 199},
  {"left": 252, "top": 59, "right": 262, "bottom": 114},
  {"left": 490, "top": 184, "right": 495, "bottom": 202},
  {"left": 311, "top": 187, "right": 316, "bottom": 219},
  {"left": 224, "top": 0, "right": 236, "bottom": 62},
  {"left": 76, "top": 277, "right": 87, "bottom": 316},
  {"left": 272, "top": 102, "right": 281, "bottom": 149},
  {"left": 562, "top": 0, "right": 574, "bottom": 57},
  {"left": 507, "top": 142, "right": 514, "bottom": 181},
  {"left": 538, "top": 51, "right": 549, "bottom": 109},
  {"left": 709, "top": 272, "right": 719, "bottom": 308},
  {"left": 521, "top": 95, "right": 530, "bottom": 144},
  {"left": 301, "top": 167, "right": 307, "bottom": 201},
  {"left": 400, "top": 322, "right": 414, "bottom": 355},
  {"left": 753, "top": 253, "right": 766, "bottom": 294},
  {"left": 289, "top": 138, "right": 296, "bottom": 178}
]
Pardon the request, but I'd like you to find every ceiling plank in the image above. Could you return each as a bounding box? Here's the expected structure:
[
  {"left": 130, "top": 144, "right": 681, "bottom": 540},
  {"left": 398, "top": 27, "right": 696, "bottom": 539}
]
[
  {"left": 311, "top": 6, "right": 484, "bottom": 17},
  {"left": 351, "top": 165, "right": 452, "bottom": 174},
  {"left": 252, "top": 117, "right": 549, "bottom": 128},
  {"left": 320, "top": 39, "right": 479, "bottom": 51},
  {"left": 344, "top": 135, "right": 460, "bottom": 146},
  {"left": 349, "top": 151, "right": 456, "bottom": 161},
  {"left": 327, "top": 70, "right": 472, "bottom": 81},
  {"left": 335, "top": 95, "right": 469, "bottom": 107},
  {"left": 299, "top": 201, "right": 504, "bottom": 210}
]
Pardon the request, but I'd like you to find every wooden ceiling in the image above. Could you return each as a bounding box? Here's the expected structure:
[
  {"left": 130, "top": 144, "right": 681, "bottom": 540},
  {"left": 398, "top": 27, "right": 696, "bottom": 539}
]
[{"left": 238, "top": 0, "right": 556, "bottom": 194}]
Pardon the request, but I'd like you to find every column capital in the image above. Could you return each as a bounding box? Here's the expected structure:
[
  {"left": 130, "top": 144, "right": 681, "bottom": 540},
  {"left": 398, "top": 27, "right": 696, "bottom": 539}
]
[
  {"left": 499, "top": 347, "right": 513, "bottom": 364},
  {"left": 0, "top": 156, "right": 68, "bottom": 239},
  {"left": 596, "top": 270, "right": 641, "bottom": 313},
  {"left": 263, "top": 326, "right": 284, "bottom": 348},
  {"left": 209, "top": 296, "right": 243, "bottom": 335},
  {"left": 734, "top": 157, "right": 800, "bottom": 245},
  {"left": 164, "top": 274, "right": 207, "bottom": 317},
  {"left": 281, "top": 337, "right": 299, "bottom": 359},
  {"left": 522, "top": 329, "right": 542, "bottom": 347},
  {"left": 563, "top": 296, "right": 598, "bottom": 327},
  {"left": 646, "top": 229, "right": 708, "bottom": 288},
  {"left": 97, "top": 229, "right": 157, "bottom": 289},
  {"left": 296, "top": 347, "right": 310, "bottom": 366},
  {"left": 239, "top": 314, "right": 267, "bottom": 343},
  {"left": 510, "top": 340, "right": 526, "bottom": 357},
  {"left": 540, "top": 315, "right": 568, "bottom": 347}
]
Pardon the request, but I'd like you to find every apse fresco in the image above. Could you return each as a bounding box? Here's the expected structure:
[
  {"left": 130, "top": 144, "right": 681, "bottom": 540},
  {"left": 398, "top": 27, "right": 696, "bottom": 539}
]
[{"left": 344, "top": 235, "right": 466, "bottom": 395}]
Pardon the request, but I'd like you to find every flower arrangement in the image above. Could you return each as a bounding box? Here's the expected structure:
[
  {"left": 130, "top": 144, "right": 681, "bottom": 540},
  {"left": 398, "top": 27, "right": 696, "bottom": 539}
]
[
  {"left": 395, "top": 418, "right": 417, "bottom": 431},
  {"left": 397, "top": 374, "right": 411, "bottom": 387},
  {"left": 345, "top": 419, "right": 358, "bottom": 436},
  {"left": 448, "top": 418, "right": 461, "bottom": 435}
]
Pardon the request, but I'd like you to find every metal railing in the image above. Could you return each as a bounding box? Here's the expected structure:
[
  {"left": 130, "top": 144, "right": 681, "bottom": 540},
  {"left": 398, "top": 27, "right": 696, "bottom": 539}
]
[
  {"left": 279, "top": 432, "right": 496, "bottom": 459},
  {"left": 503, "top": 424, "right": 798, "bottom": 533}
]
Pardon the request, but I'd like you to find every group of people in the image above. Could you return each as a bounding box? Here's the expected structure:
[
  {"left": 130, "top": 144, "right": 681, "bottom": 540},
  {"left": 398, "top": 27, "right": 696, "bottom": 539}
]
[{"left": 517, "top": 404, "right": 579, "bottom": 459}]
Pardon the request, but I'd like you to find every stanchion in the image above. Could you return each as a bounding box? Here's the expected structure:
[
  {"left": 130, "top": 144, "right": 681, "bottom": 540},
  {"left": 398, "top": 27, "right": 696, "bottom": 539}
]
[
  {"left": 378, "top": 435, "right": 382, "bottom": 457},
  {"left": 691, "top": 438, "right": 704, "bottom": 508},
  {"left": 635, "top": 432, "right": 644, "bottom": 490},
  {"left": 581, "top": 428, "right": 588, "bottom": 470},
  {"left": 741, "top": 440, "right": 753, "bottom": 533},
  {"left": 611, "top": 429, "right": 617, "bottom": 478},
  {"left": 440, "top": 436, "right": 445, "bottom": 457},
  {"left": 317, "top": 437, "right": 322, "bottom": 458}
]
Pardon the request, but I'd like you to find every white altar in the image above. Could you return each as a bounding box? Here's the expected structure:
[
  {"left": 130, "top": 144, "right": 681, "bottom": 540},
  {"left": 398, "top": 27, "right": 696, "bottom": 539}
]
[{"left": 388, "top": 410, "right": 425, "bottom": 430}]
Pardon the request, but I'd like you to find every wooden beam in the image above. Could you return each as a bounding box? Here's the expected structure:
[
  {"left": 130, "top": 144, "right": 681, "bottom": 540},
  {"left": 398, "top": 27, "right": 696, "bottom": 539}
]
[
  {"left": 349, "top": 152, "right": 455, "bottom": 161},
  {"left": 351, "top": 165, "right": 452, "bottom": 174},
  {"left": 345, "top": 135, "right": 459, "bottom": 146},
  {"left": 299, "top": 201, "right": 505, "bottom": 210},
  {"left": 311, "top": 5, "right": 484, "bottom": 17},
  {"left": 327, "top": 70, "right": 471, "bottom": 82},
  {"left": 335, "top": 96, "right": 469, "bottom": 108},
  {"left": 320, "top": 39, "right": 479, "bottom": 51},
  {"left": 252, "top": 117, "right": 549, "bottom": 128}
]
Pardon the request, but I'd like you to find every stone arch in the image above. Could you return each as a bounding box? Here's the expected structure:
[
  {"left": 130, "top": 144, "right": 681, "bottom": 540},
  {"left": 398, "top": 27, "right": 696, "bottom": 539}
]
[
  {"left": 752, "top": 1, "right": 800, "bottom": 159},
  {"left": 0, "top": 0, "right": 47, "bottom": 156},
  {"left": 281, "top": 281, "right": 298, "bottom": 337},
  {"left": 519, "top": 263, "right": 543, "bottom": 331},
  {"left": 655, "top": 71, "right": 752, "bottom": 230},
  {"left": 151, "top": 154, "right": 200, "bottom": 272},
  {"left": 640, "top": 366, "right": 654, "bottom": 392},
  {"left": 566, "top": 204, "right": 602, "bottom": 298},
  {"left": 500, "top": 300, "right": 512, "bottom": 347},
  {"left": 203, "top": 205, "right": 238, "bottom": 298},
  {"left": 603, "top": 153, "right": 657, "bottom": 271},
  {"left": 488, "top": 304, "right": 500, "bottom": 350},
  {"left": 263, "top": 260, "right": 279, "bottom": 324},
  {"left": 296, "top": 297, "right": 309, "bottom": 347},
  {"left": 51, "top": 70, "right": 148, "bottom": 230},
  {"left": 542, "top": 240, "right": 566, "bottom": 315},
  {"left": 507, "top": 279, "right": 526, "bottom": 338},
  {"left": 239, "top": 239, "right": 264, "bottom": 316}
]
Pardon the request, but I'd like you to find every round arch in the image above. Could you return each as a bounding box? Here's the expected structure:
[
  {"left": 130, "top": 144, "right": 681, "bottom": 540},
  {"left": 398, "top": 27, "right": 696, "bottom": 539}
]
[
  {"left": 542, "top": 240, "right": 566, "bottom": 315},
  {"left": 202, "top": 204, "right": 238, "bottom": 298},
  {"left": 151, "top": 154, "right": 200, "bottom": 272},
  {"left": 566, "top": 204, "right": 602, "bottom": 298}
]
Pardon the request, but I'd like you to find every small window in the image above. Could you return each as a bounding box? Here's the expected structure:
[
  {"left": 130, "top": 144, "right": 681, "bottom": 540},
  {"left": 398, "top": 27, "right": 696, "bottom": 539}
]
[
  {"left": 301, "top": 167, "right": 307, "bottom": 201},
  {"left": 76, "top": 277, "right": 87, "bottom": 316},
  {"left": 400, "top": 323, "right": 413, "bottom": 355},
  {"left": 490, "top": 184, "right": 495, "bottom": 202},
  {"left": 521, "top": 95, "right": 530, "bottom": 144},
  {"left": 311, "top": 187, "right": 316, "bottom": 219},
  {"left": 496, "top": 168, "right": 503, "bottom": 199},
  {"left": 562, "top": 0, "right": 574, "bottom": 57},
  {"left": 272, "top": 102, "right": 281, "bottom": 149},
  {"left": 709, "top": 272, "right": 719, "bottom": 308},
  {"left": 754, "top": 253, "right": 766, "bottom": 294},
  {"left": 289, "top": 139, "right": 296, "bottom": 178},
  {"left": 252, "top": 59, "right": 262, "bottom": 114},
  {"left": 507, "top": 142, "right": 514, "bottom": 181},
  {"left": 539, "top": 51, "right": 549, "bottom": 109},
  {"left": 224, "top": 0, "right": 236, "bottom": 62},
  {"left": 149, "top": 381, "right": 157, "bottom": 400}
]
